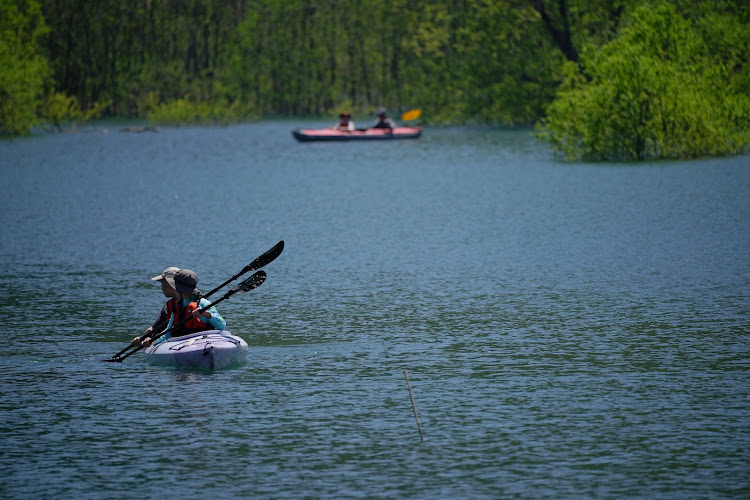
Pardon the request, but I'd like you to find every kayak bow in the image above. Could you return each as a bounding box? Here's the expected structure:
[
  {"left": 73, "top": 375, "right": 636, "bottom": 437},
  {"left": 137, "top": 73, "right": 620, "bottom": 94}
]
[{"left": 144, "top": 330, "right": 248, "bottom": 370}]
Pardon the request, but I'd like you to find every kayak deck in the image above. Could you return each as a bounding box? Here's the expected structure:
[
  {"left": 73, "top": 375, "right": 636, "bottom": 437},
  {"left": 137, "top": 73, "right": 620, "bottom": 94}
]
[
  {"left": 292, "top": 126, "right": 422, "bottom": 142},
  {"left": 144, "top": 330, "right": 248, "bottom": 370}
]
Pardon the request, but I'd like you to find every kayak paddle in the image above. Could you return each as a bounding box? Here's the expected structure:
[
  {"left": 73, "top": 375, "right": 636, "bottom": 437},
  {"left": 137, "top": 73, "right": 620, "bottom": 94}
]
[
  {"left": 401, "top": 109, "right": 421, "bottom": 121},
  {"left": 107, "top": 270, "right": 266, "bottom": 363},
  {"left": 202, "top": 240, "right": 283, "bottom": 298}
]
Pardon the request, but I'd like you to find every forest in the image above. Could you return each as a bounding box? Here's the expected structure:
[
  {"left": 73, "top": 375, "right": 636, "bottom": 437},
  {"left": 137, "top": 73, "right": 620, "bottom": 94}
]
[{"left": 2, "top": 0, "right": 749, "bottom": 160}]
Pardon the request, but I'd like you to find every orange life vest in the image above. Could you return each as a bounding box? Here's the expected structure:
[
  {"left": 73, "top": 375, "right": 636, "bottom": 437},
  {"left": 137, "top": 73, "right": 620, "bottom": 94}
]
[{"left": 167, "top": 298, "right": 213, "bottom": 337}]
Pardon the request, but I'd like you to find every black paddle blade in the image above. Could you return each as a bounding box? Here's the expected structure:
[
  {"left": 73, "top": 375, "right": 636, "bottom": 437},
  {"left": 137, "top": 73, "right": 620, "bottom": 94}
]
[
  {"left": 103, "top": 343, "right": 137, "bottom": 362},
  {"left": 241, "top": 270, "right": 266, "bottom": 291},
  {"left": 232, "top": 270, "right": 266, "bottom": 294},
  {"left": 202, "top": 241, "right": 284, "bottom": 300},
  {"left": 245, "top": 240, "right": 284, "bottom": 273}
]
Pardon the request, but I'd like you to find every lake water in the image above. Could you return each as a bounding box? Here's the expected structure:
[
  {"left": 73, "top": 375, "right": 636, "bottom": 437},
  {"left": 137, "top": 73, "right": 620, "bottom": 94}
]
[{"left": 1, "top": 122, "right": 748, "bottom": 499}]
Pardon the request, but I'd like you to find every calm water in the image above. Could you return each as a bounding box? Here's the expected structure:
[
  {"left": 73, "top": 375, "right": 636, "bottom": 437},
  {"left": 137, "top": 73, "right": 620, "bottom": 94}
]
[{"left": 1, "top": 122, "right": 748, "bottom": 499}]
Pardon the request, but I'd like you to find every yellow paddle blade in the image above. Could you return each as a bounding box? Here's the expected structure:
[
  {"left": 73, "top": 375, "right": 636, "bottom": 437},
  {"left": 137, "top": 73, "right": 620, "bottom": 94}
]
[{"left": 401, "top": 109, "right": 421, "bottom": 121}]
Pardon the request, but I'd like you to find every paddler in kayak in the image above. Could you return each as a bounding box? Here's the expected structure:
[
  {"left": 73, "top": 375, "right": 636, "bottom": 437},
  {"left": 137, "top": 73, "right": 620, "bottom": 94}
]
[
  {"left": 333, "top": 111, "right": 355, "bottom": 131},
  {"left": 134, "top": 269, "right": 226, "bottom": 347},
  {"left": 169, "top": 269, "right": 226, "bottom": 336},
  {"left": 372, "top": 108, "right": 395, "bottom": 130},
  {"left": 131, "top": 266, "right": 180, "bottom": 346}
]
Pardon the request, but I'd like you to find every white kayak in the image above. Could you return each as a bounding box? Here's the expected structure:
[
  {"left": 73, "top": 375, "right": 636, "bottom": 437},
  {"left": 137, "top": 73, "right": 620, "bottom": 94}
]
[{"left": 144, "top": 330, "right": 248, "bottom": 370}]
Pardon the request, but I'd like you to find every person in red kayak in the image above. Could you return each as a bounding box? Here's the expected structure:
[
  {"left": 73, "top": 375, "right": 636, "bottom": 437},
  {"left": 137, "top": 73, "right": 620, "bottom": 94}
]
[
  {"left": 333, "top": 111, "right": 355, "bottom": 131},
  {"left": 372, "top": 108, "right": 395, "bottom": 130}
]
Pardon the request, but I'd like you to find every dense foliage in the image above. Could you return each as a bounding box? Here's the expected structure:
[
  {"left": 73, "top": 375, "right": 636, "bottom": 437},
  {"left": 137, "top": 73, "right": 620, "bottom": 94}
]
[
  {"left": 2, "top": 0, "right": 748, "bottom": 160},
  {"left": 0, "top": 0, "right": 48, "bottom": 135},
  {"left": 538, "top": 4, "right": 750, "bottom": 160}
]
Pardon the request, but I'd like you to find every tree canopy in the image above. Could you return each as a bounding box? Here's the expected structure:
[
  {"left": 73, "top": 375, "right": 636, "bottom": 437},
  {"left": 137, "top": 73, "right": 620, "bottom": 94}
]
[
  {"left": 0, "top": 0, "right": 48, "bottom": 135},
  {"left": 538, "top": 3, "right": 750, "bottom": 160},
  {"left": 2, "top": 0, "right": 748, "bottom": 160}
]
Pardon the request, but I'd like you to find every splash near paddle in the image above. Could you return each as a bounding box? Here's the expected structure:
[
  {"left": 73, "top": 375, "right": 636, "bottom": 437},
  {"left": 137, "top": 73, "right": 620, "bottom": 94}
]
[{"left": 401, "top": 109, "right": 421, "bottom": 121}]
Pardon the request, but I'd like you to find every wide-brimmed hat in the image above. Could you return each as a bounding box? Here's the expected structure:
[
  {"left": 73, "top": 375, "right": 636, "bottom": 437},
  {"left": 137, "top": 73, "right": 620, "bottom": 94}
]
[
  {"left": 152, "top": 267, "right": 180, "bottom": 288},
  {"left": 340, "top": 111, "right": 351, "bottom": 118},
  {"left": 377, "top": 107, "right": 386, "bottom": 116},
  {"left": 173, "top": 269, "right": 200, "bottom": 295}
]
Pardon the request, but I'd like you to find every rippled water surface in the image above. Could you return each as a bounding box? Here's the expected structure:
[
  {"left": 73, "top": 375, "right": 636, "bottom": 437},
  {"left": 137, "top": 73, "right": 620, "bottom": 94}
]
[{"left": 1, "top": 122, "right": 749, "bottom": 498}]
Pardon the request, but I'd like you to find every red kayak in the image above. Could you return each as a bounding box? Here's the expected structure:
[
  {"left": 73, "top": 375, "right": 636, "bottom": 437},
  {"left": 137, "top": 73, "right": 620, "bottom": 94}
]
[{"left": 292, "top": 126, "right": 422, "bottom": 142}]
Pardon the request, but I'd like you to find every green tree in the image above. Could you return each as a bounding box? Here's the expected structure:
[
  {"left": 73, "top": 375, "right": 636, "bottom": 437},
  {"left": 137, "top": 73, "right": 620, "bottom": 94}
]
[
  {"left": 223, "top": 0, "right": 423, "bottom": 118},
  {"left": 41, "top": 0, "right": 246, "bottom": 118},
  {"left": 12, "top": 0, "right": 748, "bottom": 147},
  {"left": 0, "top": 0, "right": 49, "bottom": 136},
  {"left": 449, "top": 0, "right": 566, "bottom": 125},
  {"left": 538, "top": 4, "right": 750, "bottom": 160}
]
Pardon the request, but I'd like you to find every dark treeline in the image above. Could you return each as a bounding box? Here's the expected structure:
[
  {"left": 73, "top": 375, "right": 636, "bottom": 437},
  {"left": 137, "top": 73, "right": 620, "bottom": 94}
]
[
  {"left": 2, "top": 0, "right": 749, "bottom": 159},
  {"left": 43, "top": 0, "right": 245, "bottom": 115},
  {"left": 38, "top": 0, "right": 568, "bottom": 123}
]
